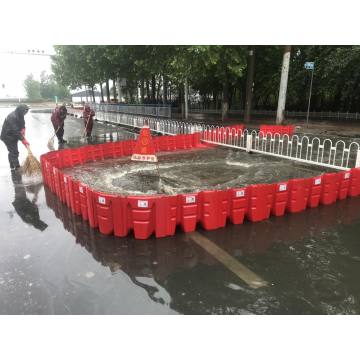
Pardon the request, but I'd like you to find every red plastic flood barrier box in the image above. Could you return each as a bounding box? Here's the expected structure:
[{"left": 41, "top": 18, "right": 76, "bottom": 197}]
[
  {"left": 228, "top": 187, "right": 248, "bottom": 225},
  {"left": 259, "top": 125, "right": 295, "bottom": 136},
  {"left": 40, "top": 132, "right": 360, "bottom": 240}
]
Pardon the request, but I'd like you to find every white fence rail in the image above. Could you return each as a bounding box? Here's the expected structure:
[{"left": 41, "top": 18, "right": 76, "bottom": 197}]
[
  {"left": 93, "top": 104, "right": 171, "bottom": 118},
  {"left": 202, "top": 127, "right": 360, "bottom": 170},
  {"left": 68, "top": 109, "right": 203, "bottom": 136},
  {"left": 92, "top": 111, "right": 203, "bottom": 136}
]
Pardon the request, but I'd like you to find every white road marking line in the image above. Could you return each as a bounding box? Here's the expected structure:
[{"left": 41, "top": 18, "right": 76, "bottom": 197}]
[{"left": 189, "top": 232, "right": 268, "bottom": 289}]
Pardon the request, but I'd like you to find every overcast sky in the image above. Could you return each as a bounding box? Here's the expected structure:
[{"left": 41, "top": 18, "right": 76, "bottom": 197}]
[{"left": 0, "top": 46, "right": 54, "bottom": 98}]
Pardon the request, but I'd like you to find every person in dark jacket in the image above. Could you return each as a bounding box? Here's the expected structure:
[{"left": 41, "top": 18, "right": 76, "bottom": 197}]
[
  {"left": 51, "top": 105, "right": 67, "bottom": 143},
  {"left": 0, "top": 104, "right": 30, "bottom": 170},
  {"left": 83, "top": 104, "right": 95, "bottom": 138}
]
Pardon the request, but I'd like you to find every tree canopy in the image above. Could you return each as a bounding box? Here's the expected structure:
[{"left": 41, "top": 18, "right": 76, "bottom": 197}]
[
  {"left": 23, "top": 72, "right": 70, "bottom": 101},
  {"left": 23, "top": 74, "right": 41, "bottom": 101},
  {"left": 51, "top": 45, "right": 360, "bottom": 113}
]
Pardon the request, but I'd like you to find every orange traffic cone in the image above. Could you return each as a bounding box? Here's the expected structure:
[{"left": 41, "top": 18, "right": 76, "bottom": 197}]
[{"left": 131, "top": 124, "right": 158, "bottom": 162}]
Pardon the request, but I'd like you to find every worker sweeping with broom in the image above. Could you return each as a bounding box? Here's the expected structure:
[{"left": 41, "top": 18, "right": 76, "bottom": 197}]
[
  {"left": 83, "top": 104, "right": 95, "bottom": 139},
  {"left": 0, "top": 104, "right": 31, "bottom": 171},
  {"left": 50, "top": 104, "right": 67, "bottom": 145}
]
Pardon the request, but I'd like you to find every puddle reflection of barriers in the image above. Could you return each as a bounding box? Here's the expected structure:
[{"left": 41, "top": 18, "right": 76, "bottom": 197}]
[
  {"left": 44, "top": 185, "right": 360, "bottom": 281},
  {"left": 41, "top": 133, "right": 360, "bottom": 240}
]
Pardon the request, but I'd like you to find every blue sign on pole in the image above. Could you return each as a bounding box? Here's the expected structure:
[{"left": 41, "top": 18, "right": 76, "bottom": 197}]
[{"left": 304, "top": 62, "right": 315, "bottom": 70}]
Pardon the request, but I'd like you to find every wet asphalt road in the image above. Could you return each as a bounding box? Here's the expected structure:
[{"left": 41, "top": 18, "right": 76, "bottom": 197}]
[{"left": 1, "top": 106, "right": 360, "bottom": 314}]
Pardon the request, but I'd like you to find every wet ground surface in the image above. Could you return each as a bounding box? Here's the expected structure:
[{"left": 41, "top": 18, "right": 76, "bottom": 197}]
[
  {"left": 1, "top": 106, "right": 360, "bottom": 314},
  {"left": 63, "top": 148, "right": 327, "bottom": 195}
]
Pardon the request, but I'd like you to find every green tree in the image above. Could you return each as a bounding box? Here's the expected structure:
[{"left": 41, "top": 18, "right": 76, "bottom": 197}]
[
  {"left": 23, "top": 74, "right": 41, "bottom": 100},
  {"left": 40, "top": 71, "right": 70, "bottom": 100}
]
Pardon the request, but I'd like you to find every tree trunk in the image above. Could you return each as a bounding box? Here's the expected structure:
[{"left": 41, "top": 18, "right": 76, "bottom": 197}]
[
  {"left": 244, "top": 46, "right": 255, "bottom": 123},
  {"left": 276, "top": 45, "right": 291, "bottom": 124},
  {"left": 100, "top": 82, "right": 104, "bottom": 102},
  {"left": 91, "top": 86, "right": 95, "bottom": 103},
  {"left": 229, "top": 87, "right": 234, "bottom": 110},
  {"left": 140, "top": 79, "right": 145, "bottom": 103},
  {"left": 151, "top": 75, "right": 156, "bottom": 103},
  {"left": 129, "top": 87, "right": 134, "bottom": 103},
  {"left": 156, "top": 77, "right": 161, "bottom": 102},
  {"left": 105, "top": 80, "right": 110, "bottom": 102},
  {"left": 213, "top": 92, "right": 217, "bottom": 110},
  {"left": 184, "top": 78, "right": 189, "bottom": 120},
  {"left": 163, "top": 76, "right": 168, "bottom": 104},
  {"left": 112, "top": 79, "right": 117, "bottom": 102},
  {"left": 146, "top": 80, "right": 150, "bottom": 101},
  {"left": 116, "top": 78, "right": 122, "bottom": 102},
  {"left": 179, "top": 87, "right": 184, "bottom": 119},
  {"left": 222, "top": 79, "right": 229, "bottom": 120}
]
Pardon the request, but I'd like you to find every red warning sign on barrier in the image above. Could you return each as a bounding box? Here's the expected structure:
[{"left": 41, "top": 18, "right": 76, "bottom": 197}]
[{"left": 131, "top": 125, "right": 158, "bottom": 162}]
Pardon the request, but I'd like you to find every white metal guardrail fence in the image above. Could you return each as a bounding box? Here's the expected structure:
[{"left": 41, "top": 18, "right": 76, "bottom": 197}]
[
  {"left": 68, "top": 108, "right": 360, "bottom": 170},
  {"left": 68, "top": 108, "right": 203, "bottom": 135},
  {"left": 201, "top": 127, "right": 360, "bottom": 170},
  {"left": 92, "top": 111, "right": 203, "bottom": 136},
  {"left": 93, "top": 103, "right": 172, "bottom": 118}
]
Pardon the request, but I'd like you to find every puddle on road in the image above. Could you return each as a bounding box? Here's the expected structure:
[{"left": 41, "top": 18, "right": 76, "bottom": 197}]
[{"left": 62, "top": 147, "right": 328, "bottom": 195}]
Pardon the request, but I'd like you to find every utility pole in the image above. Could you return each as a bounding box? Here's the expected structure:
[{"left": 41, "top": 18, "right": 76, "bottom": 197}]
[
  {"left": 276, "top": 45, "right": 291, "bottom": 124},
  {"left": 304, "top": 61, "right": 315, "bottom": 127},
  {"left": 244, "top": 46, "right": 255, "bottom": 123}
]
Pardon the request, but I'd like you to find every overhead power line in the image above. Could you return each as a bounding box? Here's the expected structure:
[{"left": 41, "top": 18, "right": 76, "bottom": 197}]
[{"left": 0, "top": 49, "right": 54, "bottom": 56}]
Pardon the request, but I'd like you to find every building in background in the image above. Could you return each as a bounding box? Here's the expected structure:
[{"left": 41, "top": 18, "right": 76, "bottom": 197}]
[{"left": 71, "top": 90, "right": 102, "bottom": 104}]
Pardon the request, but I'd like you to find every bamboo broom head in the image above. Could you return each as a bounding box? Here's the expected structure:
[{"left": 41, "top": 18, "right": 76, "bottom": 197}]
[{"left": 21, "top": 148, "right": 42, "bottom": 177}]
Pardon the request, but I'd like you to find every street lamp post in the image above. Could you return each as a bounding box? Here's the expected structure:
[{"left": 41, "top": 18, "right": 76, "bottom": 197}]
[{"left": 304, "top": 61, "right": 315, "bottom": 127}]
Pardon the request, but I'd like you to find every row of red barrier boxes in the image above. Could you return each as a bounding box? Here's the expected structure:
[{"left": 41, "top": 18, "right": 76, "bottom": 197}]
[
  {"left": 259, "top": 125, "right": 295, "bottom": 136},
  {"left": 40, "top": 134, "right": 360, "bottom": 240},
  {"left": 204, "top": 124, "right": 293, "bottom": 139},
  {"left": 40, "top": 133, "right": 203, "bottom": 169}
]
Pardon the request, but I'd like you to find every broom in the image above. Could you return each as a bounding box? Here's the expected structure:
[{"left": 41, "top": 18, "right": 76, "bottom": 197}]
[
  {"left": 21, "top": 145, "right": 42, "bottom": 177},
  {"left": 47, "top": 126, "right": 61, "bottom": 151}
]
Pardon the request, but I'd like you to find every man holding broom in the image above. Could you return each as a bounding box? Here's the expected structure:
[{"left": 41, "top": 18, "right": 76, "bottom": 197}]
[
  {"left": 0, "top": 104, "right": 30, "bottom": 171},
  {"left": 51, "top": 104, "right": 67, "bottom": 144}
]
